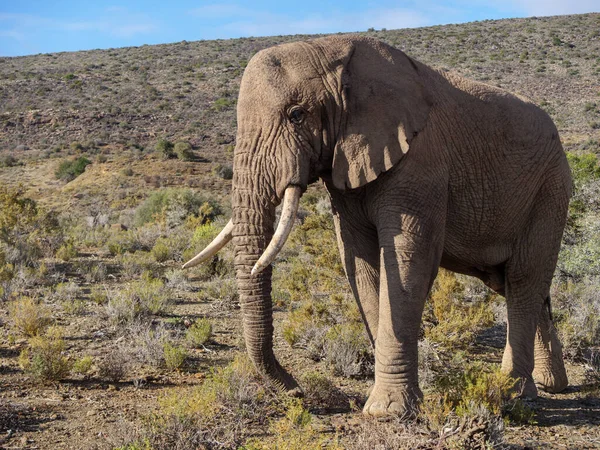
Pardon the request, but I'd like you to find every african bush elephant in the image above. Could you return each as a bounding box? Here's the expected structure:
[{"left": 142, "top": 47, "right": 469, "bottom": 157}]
[{"left": 184, "top": 35, "right": 571, "bottom": 416}]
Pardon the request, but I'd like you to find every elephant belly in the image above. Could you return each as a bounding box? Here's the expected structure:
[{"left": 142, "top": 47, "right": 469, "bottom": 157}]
[{"left": 440, "top": 249, "right": 507, "bottom": 295}]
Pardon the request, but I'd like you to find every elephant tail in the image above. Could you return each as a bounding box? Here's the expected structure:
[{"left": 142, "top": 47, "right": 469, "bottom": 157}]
[{"left": 544, "top": 295, "right": 553, "bottom": 322}]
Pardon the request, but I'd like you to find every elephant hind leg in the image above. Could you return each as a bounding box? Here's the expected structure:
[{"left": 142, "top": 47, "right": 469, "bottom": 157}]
[{"left": 533, "top": 296, "right": 568, "bottom": 393}]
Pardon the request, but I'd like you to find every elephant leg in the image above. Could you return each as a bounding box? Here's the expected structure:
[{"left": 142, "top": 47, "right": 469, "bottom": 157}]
[
  {"left": 364, "top": 223, "right": 443, "bottom": 417},
  {"left": 332, "top": 211, "right": 380, "bottom": 345},
  {"left": 502, "top": 186, "right": 568, "bottom": 398},
  {"left": 501, "top": 276, "right": 543, "bottom": 398},
  {"left": 533, "top": 297, "right": 568, "bottom": 393}
]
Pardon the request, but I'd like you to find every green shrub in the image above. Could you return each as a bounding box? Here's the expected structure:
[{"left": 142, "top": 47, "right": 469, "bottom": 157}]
[
  {"left": 72, "top": 356, "right": 94, "bottom": 377},
  {"left": 151, "top": 238, "right": 171, "bottom": 262},
  {"left": 55, "top": 241, "right": 78, "bottom": 261},
  {"left": 163, "top": 342, "right": 187, "bottom": 370},
  {"left": 186, "top": 318, "right": 213, "bottom": 347},
  {"left": 212, "top": 163, "right": 233, "bottom": 179},
  {"left": 174, "top": 141, "right": 194, "bottom": 161},
  {"left": 155, "top": 138, "right": 174, "bottom": 159},
  {"left": 567, "top": 152, "right": 600, "bottom": 187},
  {"left": 134, "top": 188, "right": 222, "bottom": 227},
  {"left": 55, "top": 156, "right": 91, "bottom": 181},
  {"left": 19, "top": 327, "right": 72, "bottom": 381}
]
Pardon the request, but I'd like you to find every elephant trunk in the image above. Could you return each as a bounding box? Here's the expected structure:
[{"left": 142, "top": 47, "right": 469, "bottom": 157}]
[{"left": 231, "top": 164, "right": 300, "bottom": 393}]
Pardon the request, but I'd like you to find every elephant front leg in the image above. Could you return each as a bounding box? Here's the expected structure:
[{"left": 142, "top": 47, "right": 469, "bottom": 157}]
[{"left": 364, "top": 227, "right": 443, "bottom": 417}]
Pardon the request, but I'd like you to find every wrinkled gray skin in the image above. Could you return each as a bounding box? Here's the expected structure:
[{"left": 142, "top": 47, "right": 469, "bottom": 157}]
[{"left": 230, "top": 35, "right": 571, "bottom": 416}]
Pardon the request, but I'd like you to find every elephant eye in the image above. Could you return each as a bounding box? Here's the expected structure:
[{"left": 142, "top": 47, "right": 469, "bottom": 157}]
[{"left": 289, "top": 107, "right": 305, "bottom": 125}]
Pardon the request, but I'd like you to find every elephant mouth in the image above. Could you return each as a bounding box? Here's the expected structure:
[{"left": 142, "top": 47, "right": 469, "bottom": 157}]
[{"left": 182, "top": 185, "right": 302, "bottom": 273}]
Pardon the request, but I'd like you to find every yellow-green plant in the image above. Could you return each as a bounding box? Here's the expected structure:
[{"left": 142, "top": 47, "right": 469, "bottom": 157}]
[
  {"left": 186, "top": 318, "right": 212, "bottom": 347},
  {"left": 151, "top": 239, "right": 171, "bottom": 262},
  {"left": 72, "top": 356, "right": 94, "bottom": 377},
  {"left": 55, "top": 241, "right": 78, "bottom": 261},
  {"left": 8, "top": 296, "right": 52, "bottom": 337},
  {"left": 163, "top": 342, "right": 187, "bottom": 370}
]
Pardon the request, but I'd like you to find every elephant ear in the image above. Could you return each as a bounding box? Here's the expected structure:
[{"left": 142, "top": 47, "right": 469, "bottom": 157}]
[{"left": 332, "top": 38, "right": 431, "bottom": 190}]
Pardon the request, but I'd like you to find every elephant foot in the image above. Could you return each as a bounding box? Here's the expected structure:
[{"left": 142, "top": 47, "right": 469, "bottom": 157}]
[
  {"left": 533, "top": 366, "right": 568, "bottom": 394},
  {"left": 262, "top": 359, "right": 303, "bottom": 397},
  {"left": 363, "top": 383, "right": 421, "bottom": 418},
  {"left": 515, "top": 377, "right": 538, "bottom": 400}
]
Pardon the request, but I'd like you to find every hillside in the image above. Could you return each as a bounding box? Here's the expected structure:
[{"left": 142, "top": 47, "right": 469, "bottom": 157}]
[{"left": 1, "top": 13, "right": 600, "bottom": 450}]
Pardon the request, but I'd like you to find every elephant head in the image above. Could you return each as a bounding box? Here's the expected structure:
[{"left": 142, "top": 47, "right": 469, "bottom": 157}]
[{"left": 184, "top": 36, "right": 432, "bottom": 392}]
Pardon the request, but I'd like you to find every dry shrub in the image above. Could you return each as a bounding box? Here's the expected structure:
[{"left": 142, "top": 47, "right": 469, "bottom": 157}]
[
  {"left": 424, "top": 269, "right": 495, "bottom": 349},
  {"left": 131, "top": 354, "right": 276, "bottom": 449},
  {"left": 98, "top": 345, "right": 132, "bottom": 382},
  {"left": 127, "top": 322, "right": 169, "bottom": 368},
  {"left": 324, "top": 324, "right": 372, "bottom": 378},
  {"left": 301, "top": 372, "right": 350, "bottom": 412},
  {"left": 106, "top": 276, "right": 172, "bottom": 324},
  {"left": 201, "top": 277, "right": 239, "bottom": 313},
  {"left": 8, "top": 296, "right": 52, "bottom": 337},
  {"left": 552, "top": 277, "right": 600, "bottom": 358}
]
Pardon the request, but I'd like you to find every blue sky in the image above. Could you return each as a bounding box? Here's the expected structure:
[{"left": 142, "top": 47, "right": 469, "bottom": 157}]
[{"left": 0, "top": 1, "right": 597, "bottom": 57}]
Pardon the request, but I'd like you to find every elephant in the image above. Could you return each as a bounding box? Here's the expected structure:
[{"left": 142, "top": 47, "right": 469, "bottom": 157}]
[{"left": 183, "top": 35, "right": 571, "bottom": 417}]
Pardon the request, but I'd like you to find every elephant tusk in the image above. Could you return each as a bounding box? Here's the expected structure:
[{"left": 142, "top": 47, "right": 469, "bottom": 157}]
[
  {"left": 251, "top": 185, "right": 302, "bottom": 276},
  {"left": 182, "top": 219, "right": 234, "bottom": 269}
]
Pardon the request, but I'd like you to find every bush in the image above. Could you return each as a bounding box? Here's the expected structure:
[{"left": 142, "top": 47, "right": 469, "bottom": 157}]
[
  {"left": 552, "top": 278, "right": 600, "bottom": 358},
  {"left": 212, "top": 163, "right": 233, "bottom": 179},
  {"left": 423, "top": 269, "right": 495, "bottom": 349},
  {"left": 155, "top": 138, "right": 174, "bottom": 159},
  {"left": 106, "top": 276, "right": 173, "bottom": 324},
  {"left": 0, "top": 187, "right": 63, "bottom": 269},
  {"left": 132, "top": 354, "right": 274, "bottom": 449},
  {"left": 72, "top": 356, "right": 94, "bottom": 377},
  {"left": 249, "top": 398, "right": 341, "bottom": 450},
  {"left": 98, "top": 346, "right": 131, "bottom": 382},
  {"left": 324, "top": 323, "right": 372, "bottom": 378},
  {"left": 151, "top": 239, "right": 171, "bottom": 262},
  {"left": 19, "top": 327, "right": 72, "bottom": 381},
  {"left": 163, "top": 342, "right": 187, "bottom": 370},
  {"left": 127, "top": 322, "right": 168, "bottom": 368},
  {"left": 8, "top": 296, "right": 52, "bottom": 337},
  {"left": 186, "top": 318, "right": 212, "bottom": 347},
  {"left": 55, "top": 156, "right": 92, "bottom": 181},
  {"left": 55, "top": 241, "right": 78, "bottom": 261},
  {"left": 174, "top": 141, "right": 194, "bottom": 161},
  {"left": 0, "top": 155, "right": 19, "bottom": 167},
  {"left": 133, "top": 188, "right": 222, "bottom": 228},
  {"left": 117, "top": 251, "right": 160, "bottom": 280}
]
